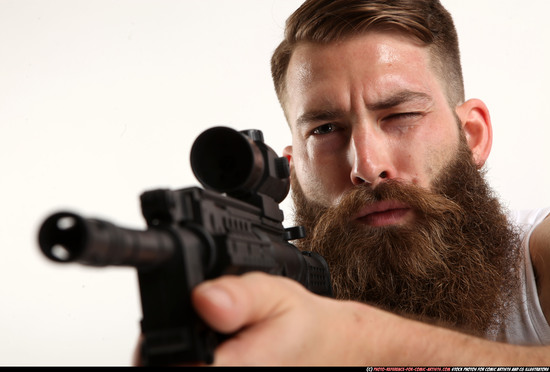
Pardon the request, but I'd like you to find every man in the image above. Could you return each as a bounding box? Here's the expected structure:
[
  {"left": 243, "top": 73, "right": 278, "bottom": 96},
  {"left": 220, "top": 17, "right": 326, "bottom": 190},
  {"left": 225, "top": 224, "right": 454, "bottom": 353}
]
[{"left": 191, "top": 0, "right": 550, "bottom": 365}]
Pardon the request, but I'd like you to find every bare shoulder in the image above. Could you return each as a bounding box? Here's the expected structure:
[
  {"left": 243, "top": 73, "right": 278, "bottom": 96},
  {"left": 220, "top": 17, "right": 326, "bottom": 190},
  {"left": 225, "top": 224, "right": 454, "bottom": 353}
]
[{"left": 530, "top": 214, "right": 550, "bottom": 324}]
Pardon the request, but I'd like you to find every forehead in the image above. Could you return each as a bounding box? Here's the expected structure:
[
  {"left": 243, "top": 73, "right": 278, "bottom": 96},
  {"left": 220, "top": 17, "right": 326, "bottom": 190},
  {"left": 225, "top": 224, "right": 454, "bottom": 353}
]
[
  {"left": 284, "top": 32, "right": 441, "bottom": 116},
  {"left": 289, "top": 31, "right": 430, "bottom": 81}
]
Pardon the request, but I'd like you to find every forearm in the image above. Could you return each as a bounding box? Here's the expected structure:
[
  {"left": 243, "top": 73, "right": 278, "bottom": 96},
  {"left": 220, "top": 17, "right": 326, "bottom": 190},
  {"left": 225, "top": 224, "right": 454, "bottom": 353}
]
[{"left": 349, "top": 301, "right": 550, "bottom": 366}]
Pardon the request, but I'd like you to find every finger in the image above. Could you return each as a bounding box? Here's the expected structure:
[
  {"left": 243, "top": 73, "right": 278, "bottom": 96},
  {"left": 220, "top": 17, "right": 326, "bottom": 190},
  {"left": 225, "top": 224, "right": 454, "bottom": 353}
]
[{"left": 191, "top": 272, "right": 303, "bottom": 334}]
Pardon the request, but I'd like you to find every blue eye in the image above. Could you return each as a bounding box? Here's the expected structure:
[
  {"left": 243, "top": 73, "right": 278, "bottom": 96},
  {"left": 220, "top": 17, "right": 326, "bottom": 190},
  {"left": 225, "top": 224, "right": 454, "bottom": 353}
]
[{"left": 312, "top": 123, "right": 337, "bottom": 135}]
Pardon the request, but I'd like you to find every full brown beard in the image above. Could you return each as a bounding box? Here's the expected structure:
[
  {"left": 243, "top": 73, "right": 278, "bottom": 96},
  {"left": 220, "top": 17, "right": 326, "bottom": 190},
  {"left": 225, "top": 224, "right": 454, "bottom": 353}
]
[{"left": 291, "top": 136, "right": 522, "bottom": 337}]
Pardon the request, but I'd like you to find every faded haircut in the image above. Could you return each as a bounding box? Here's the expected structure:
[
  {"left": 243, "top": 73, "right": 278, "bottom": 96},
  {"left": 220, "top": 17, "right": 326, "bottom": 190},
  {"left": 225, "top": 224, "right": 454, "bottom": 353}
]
[{"left": 271, "top": 0, "right": 465, "bottom": 110}]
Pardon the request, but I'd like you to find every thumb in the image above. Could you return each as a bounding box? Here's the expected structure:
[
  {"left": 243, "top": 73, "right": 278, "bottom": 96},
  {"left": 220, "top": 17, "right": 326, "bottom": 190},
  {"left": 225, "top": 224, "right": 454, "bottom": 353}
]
[{"left": 191, "top": 272, "right": 297, "bottom": 334}]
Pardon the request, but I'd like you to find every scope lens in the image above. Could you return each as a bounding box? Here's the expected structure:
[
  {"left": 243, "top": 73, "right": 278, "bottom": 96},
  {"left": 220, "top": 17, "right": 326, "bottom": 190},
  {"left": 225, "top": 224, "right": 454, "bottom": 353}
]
[{"left": 191, "top": 127, "right": 262, "bottom": 193}]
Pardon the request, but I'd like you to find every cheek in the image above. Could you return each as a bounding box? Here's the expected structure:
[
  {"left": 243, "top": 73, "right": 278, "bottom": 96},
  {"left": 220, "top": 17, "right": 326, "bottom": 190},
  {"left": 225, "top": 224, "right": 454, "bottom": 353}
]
[
  {"left": 418, "top": 134, "right": 460, "bottom": 188},
  {"left": 293, "top": 145, "right": 350, "bottom": 206},
  {"left": 389, "top": 122, "right": 459, "bottom": 189}
]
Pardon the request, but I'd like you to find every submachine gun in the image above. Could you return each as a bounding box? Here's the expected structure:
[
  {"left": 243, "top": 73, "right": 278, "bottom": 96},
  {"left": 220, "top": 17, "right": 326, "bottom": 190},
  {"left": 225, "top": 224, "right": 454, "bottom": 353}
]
[{"left": 37, "top": 126, "right": 332, "bottom": 366}]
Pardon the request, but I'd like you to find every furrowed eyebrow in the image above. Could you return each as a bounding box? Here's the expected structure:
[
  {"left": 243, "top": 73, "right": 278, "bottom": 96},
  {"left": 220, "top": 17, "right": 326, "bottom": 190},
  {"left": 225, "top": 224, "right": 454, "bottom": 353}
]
[
  {"left": 295, "top": 90, "right": 432, "bottom": 127},
  {"left": 366, "top": 90, "right": 433, "bottom": 111},
  {"left": 296, "top": 109, "right": 346, "bottom": 127}
]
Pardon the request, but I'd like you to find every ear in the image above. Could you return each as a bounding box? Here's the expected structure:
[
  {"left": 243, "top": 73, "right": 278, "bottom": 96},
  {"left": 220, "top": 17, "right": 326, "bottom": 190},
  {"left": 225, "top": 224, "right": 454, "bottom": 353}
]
[
  {"left": 283, "top": 145, "right": 293, "bottom": 170},
  {"left": 455, "top": 98, "right": 493, "bottom": 167}
]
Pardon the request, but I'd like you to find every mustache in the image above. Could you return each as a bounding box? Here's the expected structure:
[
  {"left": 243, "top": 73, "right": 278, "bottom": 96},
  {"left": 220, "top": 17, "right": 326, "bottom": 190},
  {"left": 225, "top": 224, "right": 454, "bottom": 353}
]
[{"left": 327, "top": 180, "right": 463, "bottom": 226}]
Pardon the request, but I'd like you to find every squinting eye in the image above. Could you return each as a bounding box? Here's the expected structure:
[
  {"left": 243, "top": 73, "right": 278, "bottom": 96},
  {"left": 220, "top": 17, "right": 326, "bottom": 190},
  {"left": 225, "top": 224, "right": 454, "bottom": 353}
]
[
  {"left": 312, "top": 123, "right": 337, "bottom": 135},
  {"left": 384, "top": 112, "right": 422, "bottom": 122}
]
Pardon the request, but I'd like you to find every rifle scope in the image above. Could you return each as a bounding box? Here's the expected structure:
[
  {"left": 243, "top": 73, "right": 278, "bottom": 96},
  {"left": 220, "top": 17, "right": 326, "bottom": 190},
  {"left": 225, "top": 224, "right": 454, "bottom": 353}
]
[{"left": 190, "top": 126, "right": 290, "bottom": 203}]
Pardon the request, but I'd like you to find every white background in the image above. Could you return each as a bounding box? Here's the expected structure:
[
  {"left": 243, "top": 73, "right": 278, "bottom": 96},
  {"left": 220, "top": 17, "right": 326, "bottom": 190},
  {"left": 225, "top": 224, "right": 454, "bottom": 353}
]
[{"left": 1, "top": 0, "right": 549, "bottom": 366}]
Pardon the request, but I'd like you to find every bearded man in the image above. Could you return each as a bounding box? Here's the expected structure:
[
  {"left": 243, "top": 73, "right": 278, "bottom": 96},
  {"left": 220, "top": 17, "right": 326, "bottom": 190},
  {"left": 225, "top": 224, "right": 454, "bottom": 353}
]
[
  {"left": 189, "top": 0, "right": 550, "bottom": 365},
  {"left": 291, "top": 139, "right": 521, "bottom": 338}
]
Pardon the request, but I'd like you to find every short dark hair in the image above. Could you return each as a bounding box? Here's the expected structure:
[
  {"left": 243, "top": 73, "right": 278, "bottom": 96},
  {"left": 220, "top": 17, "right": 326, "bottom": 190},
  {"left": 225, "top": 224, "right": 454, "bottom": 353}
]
[{"left": 271, "top": 0, "right": 464, "bottom": 109}]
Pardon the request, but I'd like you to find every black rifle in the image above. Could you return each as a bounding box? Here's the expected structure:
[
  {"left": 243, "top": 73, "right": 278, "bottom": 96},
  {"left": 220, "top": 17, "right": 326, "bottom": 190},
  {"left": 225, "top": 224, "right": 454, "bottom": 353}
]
[{"left": 37, "top": 126, "right": 332, "bottom": 366}]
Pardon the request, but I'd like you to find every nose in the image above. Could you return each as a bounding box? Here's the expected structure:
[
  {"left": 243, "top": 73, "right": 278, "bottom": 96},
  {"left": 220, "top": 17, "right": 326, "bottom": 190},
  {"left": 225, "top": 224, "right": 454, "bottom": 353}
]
[{"left": 349, "top": 127, "right": 393, "bottom": 187}]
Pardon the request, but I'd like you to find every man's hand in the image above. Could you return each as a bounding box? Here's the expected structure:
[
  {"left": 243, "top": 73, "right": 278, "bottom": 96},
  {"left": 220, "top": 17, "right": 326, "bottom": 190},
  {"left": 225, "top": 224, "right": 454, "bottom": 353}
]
[{"left": 191, "top": 272, "right": 378, "bottom": 365}]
